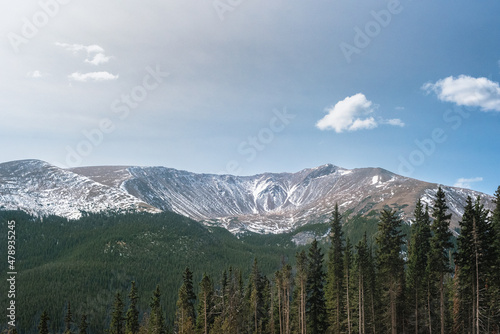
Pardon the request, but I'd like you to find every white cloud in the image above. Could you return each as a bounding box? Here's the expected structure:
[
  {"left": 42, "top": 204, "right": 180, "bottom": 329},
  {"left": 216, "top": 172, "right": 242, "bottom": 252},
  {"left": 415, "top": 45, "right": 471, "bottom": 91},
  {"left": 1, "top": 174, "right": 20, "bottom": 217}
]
[
  {"left": 316, "top": 93, "right": 404, "bottom": 133},
  {"left": 56, "top": 42, "right": 105, "bottom": 54},
  {"left": 27, "top": 70, "right": 43, "bottom": 78},
  {"left": 85, "top": 53, "right": 111, "bottom": 65},
  {"left": 382, "top": 118, "right": 405, "bottom": 127},
  {"left": 454, "top": 177, "right": 483, "bottom": 189},
  {"left": 423, "top": 75, "right": 500, "bottom": 112},
  {"left": 68, "top": 71, "right": 119, "bottom": 82}
]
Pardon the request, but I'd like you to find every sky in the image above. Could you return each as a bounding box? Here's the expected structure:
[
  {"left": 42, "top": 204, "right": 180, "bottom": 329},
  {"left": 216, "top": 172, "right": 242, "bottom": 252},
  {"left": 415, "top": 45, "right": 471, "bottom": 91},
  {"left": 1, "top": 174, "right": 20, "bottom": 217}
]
[{"left": 1, "top": 0, "right": 500, "bottom": 195}]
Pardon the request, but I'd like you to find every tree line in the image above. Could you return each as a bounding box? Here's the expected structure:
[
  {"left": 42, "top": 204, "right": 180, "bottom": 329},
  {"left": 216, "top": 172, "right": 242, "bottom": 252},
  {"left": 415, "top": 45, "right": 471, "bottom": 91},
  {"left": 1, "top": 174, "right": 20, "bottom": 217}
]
[{"left": 29, "top": 186, "right": 500, "bottom": 334}]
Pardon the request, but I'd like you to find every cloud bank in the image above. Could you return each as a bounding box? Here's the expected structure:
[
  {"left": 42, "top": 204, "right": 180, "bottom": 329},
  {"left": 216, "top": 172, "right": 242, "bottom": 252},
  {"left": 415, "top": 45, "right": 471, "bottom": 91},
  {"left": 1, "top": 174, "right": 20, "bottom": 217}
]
[{"left": 423, "top": 75, "right": 500, "bottom": 112}]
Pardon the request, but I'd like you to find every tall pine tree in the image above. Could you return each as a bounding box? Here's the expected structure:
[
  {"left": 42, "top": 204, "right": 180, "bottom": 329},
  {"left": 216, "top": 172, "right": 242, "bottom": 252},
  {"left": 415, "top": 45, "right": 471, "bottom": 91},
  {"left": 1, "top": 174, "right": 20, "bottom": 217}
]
[
  {"left": 407, "top": 200, "right": 432, "bottom": 334},
  {"left": 175, "top": 268, "right": 196, "bottom": 334},
  {"left": 126, "top": 281, "right": 140, "bottom": 334},
  {"left": 38, "top": 310, "right": 50, "bottom": 334},
  {"left": 149, "top": 285, "right": 166, "bottom": 334},
  {"left": 196, "top": 273, "right": 214, "bottom": 334},
  {"left": 376, "top": 209, "right": 406, "bottom": 334},
  {"left": 306, "top": 239, "right": 327, "bottom": 334},
  {"left": 109, "top": 293, "right": 125, "bottom": 334},
  {"left": 428, "top": 186, "right": 453, "bottom": 334},
  {"left": 325, "top": 204, "right": 345, "bottom": 333}
]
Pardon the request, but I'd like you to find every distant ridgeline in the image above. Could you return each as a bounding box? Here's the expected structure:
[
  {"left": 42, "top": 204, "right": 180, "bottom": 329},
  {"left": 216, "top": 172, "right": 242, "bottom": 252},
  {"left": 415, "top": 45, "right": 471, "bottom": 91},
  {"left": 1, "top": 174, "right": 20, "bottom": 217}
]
[{"left": 0, "top": 185, "right": 499, "bottom": 333}]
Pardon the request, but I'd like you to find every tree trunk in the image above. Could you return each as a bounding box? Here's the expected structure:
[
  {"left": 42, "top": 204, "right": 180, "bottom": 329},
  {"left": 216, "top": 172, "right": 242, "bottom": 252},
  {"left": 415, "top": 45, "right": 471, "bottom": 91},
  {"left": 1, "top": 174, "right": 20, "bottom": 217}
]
[
  {"left": 346, "top": 268, "right": 351, "bottom": 334},
  {"left": 440, "top": 273, "right": 445, "bottom": 334}
]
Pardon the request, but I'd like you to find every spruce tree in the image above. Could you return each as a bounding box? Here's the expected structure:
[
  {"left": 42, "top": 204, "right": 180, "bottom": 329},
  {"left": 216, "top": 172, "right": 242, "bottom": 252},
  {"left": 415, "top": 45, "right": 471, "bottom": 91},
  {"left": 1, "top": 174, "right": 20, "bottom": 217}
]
[
  {"left": 38, "top": 310, "right": 50, "bottom": 334},
  {"left": 344, "top": 237, "right": 354, "bottom": 334},
  {"left": 491, "top": 186, "right": 500, "bottom": 332},
  {"left": 247, "top": 258, "right": 267, "bottom": 334},
  {"left": 126, "top": 281, "right": 140, "bottom": 334},
  {"left": 407, "top": 199, "right": 432, "bottom": 334},
  {"left": 428, "top": 186, "right": 453, "bottom": 334},
  {"left": 110, "top": 292, "right": 125, "bottom": 334},
  {"left": 325, "top": 204, "right": 345, "bottom": 333},
  {"left": 175, "top": 268, "right": 196, "bottom": 334},
  {"left": 149, "top": 285, "right": 166, "bottom": 334},
  {"left": 292, "top": 250, "right": 308, "bottom": 334},
  {"left": 455, "top": 196, "right": 495, "bottom": 334},
  {"left": 64, "top": 301, "right": 73, "bottom": 334},
  {"left": 196, "top": 273, "right": 214, "bottom": 334},
  {"left": 306, "top": 238, "right": 327, "bottom": 334},
  {"left": 78, "top": 314, "right": 88, "bottom": 334},
  {"left": 355, "top": 232, "right": 373, "bottom": 334},
  {"left": 376, "top": 209, "right": 405, "bottom": 334}
]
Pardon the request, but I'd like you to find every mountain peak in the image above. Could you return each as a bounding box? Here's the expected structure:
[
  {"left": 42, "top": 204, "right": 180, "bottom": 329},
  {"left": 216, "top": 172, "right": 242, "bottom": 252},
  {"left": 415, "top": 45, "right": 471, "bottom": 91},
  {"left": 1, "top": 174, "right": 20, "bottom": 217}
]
[{"left": 0, "top": 160, "right": 494, "bottom": 234}]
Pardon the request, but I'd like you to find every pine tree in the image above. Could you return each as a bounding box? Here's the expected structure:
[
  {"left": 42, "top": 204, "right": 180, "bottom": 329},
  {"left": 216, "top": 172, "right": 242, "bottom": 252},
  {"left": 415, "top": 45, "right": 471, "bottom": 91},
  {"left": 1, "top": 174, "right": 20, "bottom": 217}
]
[
  {"left": 490, "top": 186, "right": 500, "bottom": 332},
  {"left": 78, "top": 314, "right": 88, "bottom": 334},
  {"left": 325, "top": 204, "right": 345, "bottom": 333},
  {"left": 455, "top": 196, "right": 495, "bottom": 334},
  {"left": 149, "top": 285, "right": 166, "bottom": 334},
  {"left": 110, "top": 293, "right": 125, "bottom": 334},
  {"left": 196, "top": 273, "right": 214, "bottom": 334},
  {"left": 38, "top": 310, "right": 50, "bottom": 334},
  {"left": 64, "top": 301, "right": 73, "bottom": 334},
  {"left": 291, "top": 250, "right": 308, "bottom": 334},
  {"left": 126, "top": 281, "right": 140, "bottom": 334},
  {"left": 344, "top": 237, "right": 353, "bottom": 334},
  {"left": 306, "top": 239, "right": 327, "bottom": 334},
  {"left": 376, "top": 209, "right": 405, "bottom": 334},
  {"left": 247, "top": 258, "right": 267, "bottom": 334},
  {"left": 428, "top": 186, "right": 453, "bottom": 334},
  {"left": 275, "top": 260, "right": 292, "bottom": 334},
  {"left": 175, "top": 268, "right": 196, "bottom": 334},
  {"left": 355, "top": 232, "right": 373, "bottom": 334},
  {"left": 407, "top": 200, "right": 432, "bottom": 334}
]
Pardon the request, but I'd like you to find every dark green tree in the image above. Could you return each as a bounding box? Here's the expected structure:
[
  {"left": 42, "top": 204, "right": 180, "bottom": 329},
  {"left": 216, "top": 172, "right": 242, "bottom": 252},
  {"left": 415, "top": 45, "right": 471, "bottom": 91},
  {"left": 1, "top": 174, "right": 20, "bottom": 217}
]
[
  {"left": 454, "top": 196, "right": 495, "bottom": 334},
  {"left": 126, "top": 281, "right": 140, "bottom": 334},
  {"left": 343, "top": 237, "right": 354, "bottom": 334},
  {"left": 376, "top": 209, "right": 406, "bottom": 334},
  {"left": 325, "top": 204, "right": 345, "bottom": 333},
  {"left": 196, "top": 273, "right": 214, "bottom": 334},
  {"left": 407, "top": 199, "right": 432, "bottom": 334},
  {"left": 490, "top": 186, "right": 500, "bottom": 332},
  {"left": 428, "top": 186, "right": 453, "bottom": 334},
  {"left": 149, "top": 285, "right": 166, "bottom": 334},
  {"left": 175, "top": 268, "right": 196, "bottom": 334},
  {"left": 291, "top": 250, "right": 308, "bottom": 334},
  {"left": 38, "top": 310, "right": 50, "bottom": 334},
  {"left": 306, "top": 239, "right": 327, "bottom": 334},
  {"left": 355, "top": 232, "right": 375, "bottom": 334},
  {"left": 109, "top": 293, "right": 125, "bottom": 334},
  {"left": 246, "top": 258, "right": 267, "bottom": 334},
  {"left": 64, "top": 301, "right": 73, "bottom": 334},
  {"left": 78, "top": 314, "right": 88, "bottom": 334}
]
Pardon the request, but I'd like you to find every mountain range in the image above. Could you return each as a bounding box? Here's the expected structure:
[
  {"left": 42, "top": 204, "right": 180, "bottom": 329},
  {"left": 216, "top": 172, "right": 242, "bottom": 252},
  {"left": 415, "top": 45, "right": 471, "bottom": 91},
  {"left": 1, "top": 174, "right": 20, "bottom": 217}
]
[{"left": 0, "top": 159, "right": 493, "bottom": 233}]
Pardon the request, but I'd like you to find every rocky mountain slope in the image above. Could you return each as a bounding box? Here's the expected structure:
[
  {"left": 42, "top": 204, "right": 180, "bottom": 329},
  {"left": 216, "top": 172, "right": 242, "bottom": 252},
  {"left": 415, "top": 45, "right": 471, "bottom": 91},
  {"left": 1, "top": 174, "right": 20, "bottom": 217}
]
[{"left": 0, "top": 159, "right": 493, "bottom": 233}]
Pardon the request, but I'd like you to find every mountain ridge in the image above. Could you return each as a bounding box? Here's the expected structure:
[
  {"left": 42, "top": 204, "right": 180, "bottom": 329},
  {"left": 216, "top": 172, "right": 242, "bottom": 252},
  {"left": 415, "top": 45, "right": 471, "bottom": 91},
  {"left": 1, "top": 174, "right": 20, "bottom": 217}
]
[{"left": 0, "top": 159, "right": 493, "bottom": 233}]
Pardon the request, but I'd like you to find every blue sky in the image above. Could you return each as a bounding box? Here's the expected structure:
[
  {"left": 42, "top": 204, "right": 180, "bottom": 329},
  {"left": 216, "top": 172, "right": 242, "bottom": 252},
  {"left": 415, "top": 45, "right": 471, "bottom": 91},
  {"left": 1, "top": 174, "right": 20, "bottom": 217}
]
[{"left": 1, "top": 0, "right": 500, "bottom": 194}]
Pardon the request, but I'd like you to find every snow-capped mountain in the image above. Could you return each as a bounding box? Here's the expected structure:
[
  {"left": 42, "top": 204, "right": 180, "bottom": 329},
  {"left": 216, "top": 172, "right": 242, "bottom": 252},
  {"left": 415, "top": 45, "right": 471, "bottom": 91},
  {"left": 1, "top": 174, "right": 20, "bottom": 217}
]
[
  {"left": 0, "top": 160, "right": 159, "bottom": 219},
  {"left": 0, "top": 159, "right": 493, "bottom": 233}
]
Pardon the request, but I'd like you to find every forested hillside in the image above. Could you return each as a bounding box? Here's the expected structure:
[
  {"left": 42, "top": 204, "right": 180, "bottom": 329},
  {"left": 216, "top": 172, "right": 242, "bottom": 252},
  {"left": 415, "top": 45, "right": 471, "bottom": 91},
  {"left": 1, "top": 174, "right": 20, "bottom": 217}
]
[{"left": 1, "top": 186, "right": 500, "bottom": 333}]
